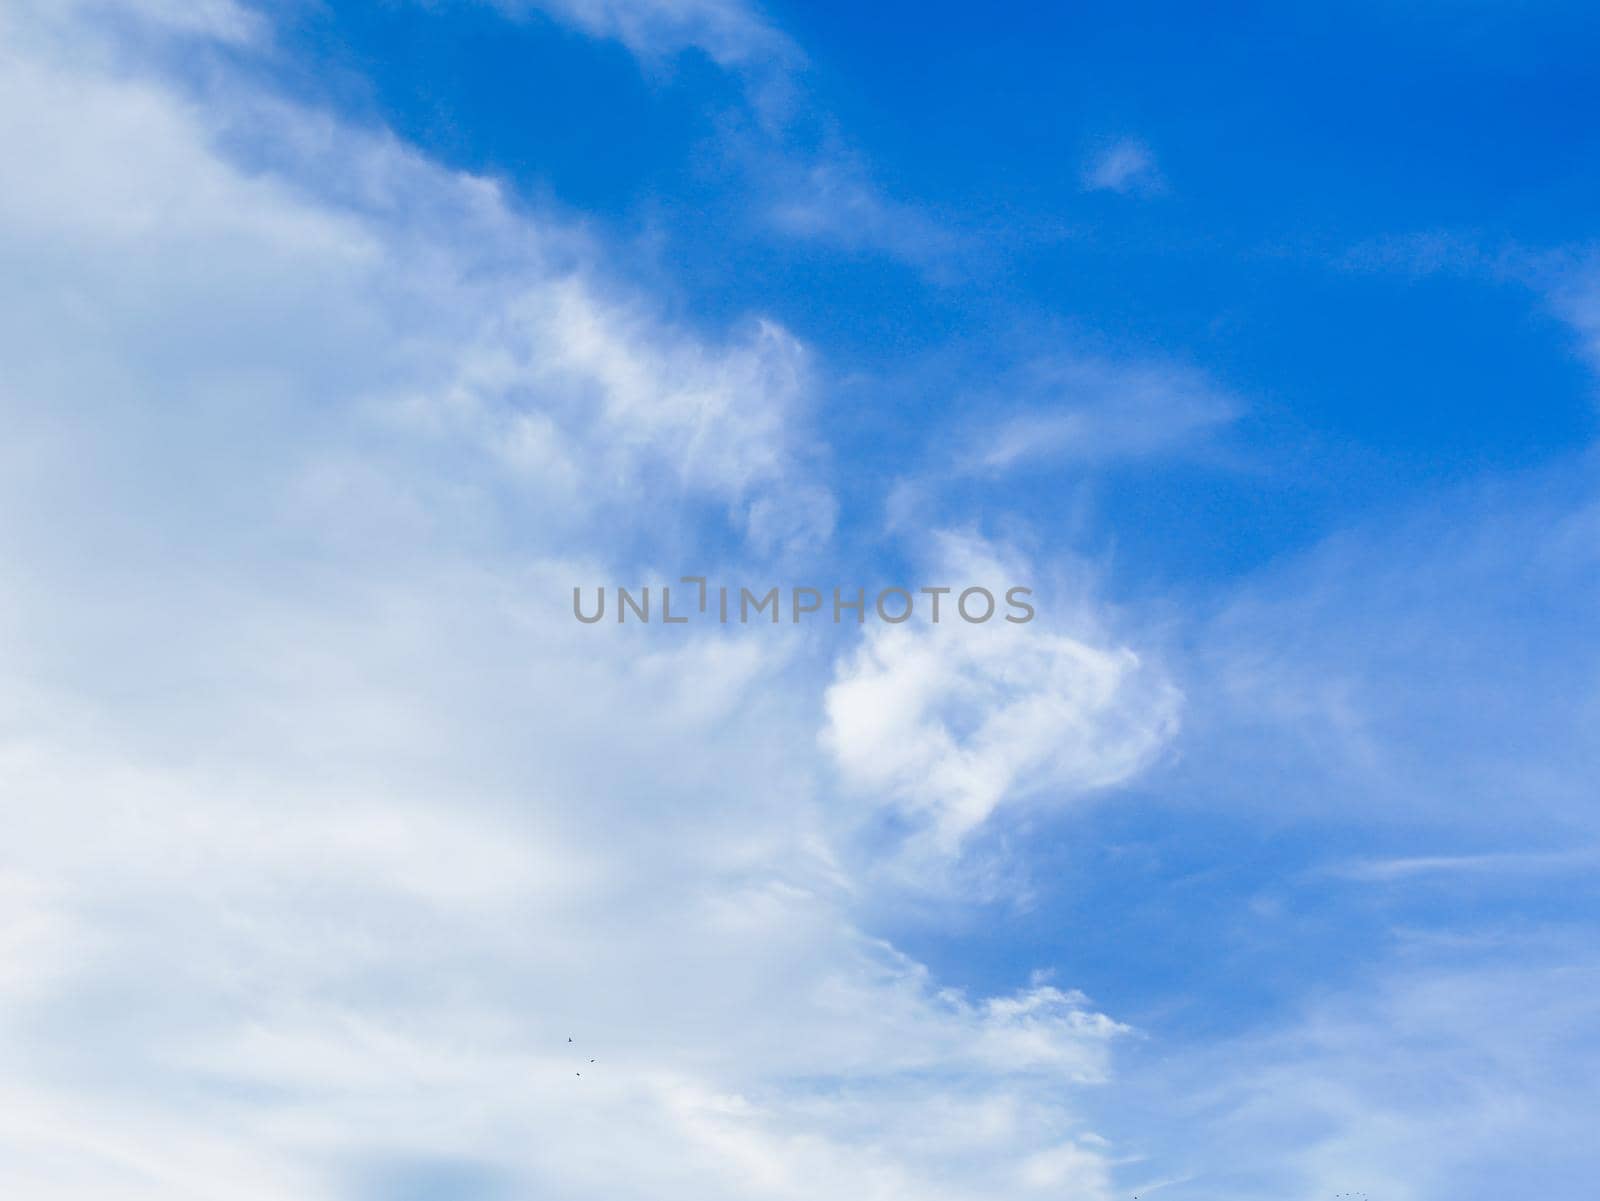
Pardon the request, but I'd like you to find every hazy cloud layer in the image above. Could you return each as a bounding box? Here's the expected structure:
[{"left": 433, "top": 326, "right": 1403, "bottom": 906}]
[{"left": 0, "top": 5, "right": 1153, "bottom": 1198}]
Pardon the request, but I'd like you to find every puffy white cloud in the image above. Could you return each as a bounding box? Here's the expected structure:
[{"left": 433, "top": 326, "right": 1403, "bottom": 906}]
[{"left": 823, "top": 533, "right": 1181, "bottom": 859}]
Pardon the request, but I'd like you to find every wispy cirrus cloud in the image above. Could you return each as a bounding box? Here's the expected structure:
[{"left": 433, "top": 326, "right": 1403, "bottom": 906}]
[
  {"left": 763, "top": 148, "right": 967, "bottom": 265},
  {"left": 508, "top": 0, "right": 797, "bottom": 69},
  {"left": 476, "top": 0, "right": 963, "bottom": 267},
  {"left": 1335, "top": 229, "right": 1600, "bottom": 384},
  {"left": 1117, "top": 949, "right": 1600, "bottom": 1199},
  {"left": 1546, "top": 256, "right": 1600, "bottom": 376},
  {"left": 1329, "top": 848, "right": 1600, "bottom": 882},
  {"left": 1082, "top": 138, "right": 1163, "bottom": 196},
  {"left": 1191, "top": 459, "right": 1600, "bottom": 832},
  {"left": 958, "top": 355, "right": 1238, "bottom": 475}
]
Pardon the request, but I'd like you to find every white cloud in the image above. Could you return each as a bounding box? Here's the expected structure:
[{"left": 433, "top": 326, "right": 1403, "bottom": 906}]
[
  {"left": 823, "top": 533, "right": 1181, "bottom": 860},
  {"left": 1334, "top": 234, "right": 1600, "bottom": 388},
  {"left": 483, "top": 0, "right": 958, "bottom": 267},
  {"left": 0, "top": 7, "right": 1143, "bottom": 1199},
  {"left": 496, "top": 0, "right": 797, "bottom": 72},
  {"left": 1192, "top": 463, "right": 1600, "bottom": 830},
  {"left": 11, "top": 8, "right": 1598, "bottom": 1199},
  {"left": 486, "top": 0, "right": 804, "bottom": 128},
  {"left": 1082, "top": 138, "right": 1163, "bottom": 196},
  {"left": 1121, "top": 952, "right": 1600, "bottom": 1199},
  {"left": 0, "top": 0, "right": 836, "bottom": 560},
  {"left": 961, "top": 354, "right": 1237, "bottom": 474},
  {"left": 761, "top": 148, "right": 965, "bottom": 266},
  {"left": 1549, "top": 260, "right": 1600, "bottom": 376},
  {"left": 1330, "top": 848, "right": 1600, "bottom": 882},
  {"left": 3, "top": 0, "right": 266, "bottom": 45}
]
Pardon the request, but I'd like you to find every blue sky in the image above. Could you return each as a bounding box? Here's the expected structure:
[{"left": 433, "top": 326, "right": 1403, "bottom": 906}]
[
  {"left": 2, "top": 1, "right": 1599, "bottom": 1199},
  {"left": 276, "top": 0, "right": 1600, "bottom": 590}
]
